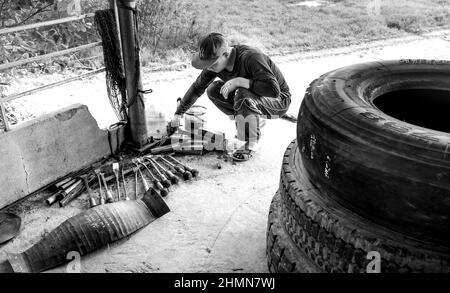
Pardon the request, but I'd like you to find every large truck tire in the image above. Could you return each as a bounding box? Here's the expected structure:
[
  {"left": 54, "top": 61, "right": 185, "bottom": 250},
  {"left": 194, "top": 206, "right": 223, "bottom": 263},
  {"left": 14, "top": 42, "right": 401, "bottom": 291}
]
[
  {"left": 297, "top": 60, "right": 450, "bottom": 245},
  {"left": 273, "top": 140, "right": 450, "bottom": 273},
  {"left": 266, "top": 191, "right": 321, "bottom": 273}
]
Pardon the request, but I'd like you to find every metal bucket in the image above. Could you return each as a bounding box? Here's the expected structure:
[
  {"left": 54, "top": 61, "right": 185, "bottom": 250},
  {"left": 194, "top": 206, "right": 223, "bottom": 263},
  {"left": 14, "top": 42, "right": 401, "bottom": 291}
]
[{"left": 184, "top": 105, "right": 207, "bottom": 132}]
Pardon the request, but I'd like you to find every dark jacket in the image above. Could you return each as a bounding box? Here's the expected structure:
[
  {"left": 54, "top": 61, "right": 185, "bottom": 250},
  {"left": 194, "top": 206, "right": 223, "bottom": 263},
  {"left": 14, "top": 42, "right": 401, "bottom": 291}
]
[{"left": 175, "top": 45, "right": 290, "bottom": 115}]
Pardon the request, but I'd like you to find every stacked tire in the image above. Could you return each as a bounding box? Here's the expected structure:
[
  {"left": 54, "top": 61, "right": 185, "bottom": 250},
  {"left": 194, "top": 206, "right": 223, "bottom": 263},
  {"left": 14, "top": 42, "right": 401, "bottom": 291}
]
[{"left": 267, "top": 60, "right": 450, "bottom": 273}]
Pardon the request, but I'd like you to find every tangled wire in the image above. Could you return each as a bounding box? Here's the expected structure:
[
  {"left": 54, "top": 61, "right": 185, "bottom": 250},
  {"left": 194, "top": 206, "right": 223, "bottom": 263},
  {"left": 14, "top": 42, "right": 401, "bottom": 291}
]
[{"left": 94, "top": 9, "right": 128, "bottom": 121}]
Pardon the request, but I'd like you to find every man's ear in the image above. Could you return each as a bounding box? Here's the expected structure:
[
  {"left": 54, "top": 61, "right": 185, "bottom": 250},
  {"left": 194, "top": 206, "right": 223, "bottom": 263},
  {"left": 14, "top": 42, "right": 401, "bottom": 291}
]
[{"left": 223, "top": 48, "right": 231, "bottom": 58}]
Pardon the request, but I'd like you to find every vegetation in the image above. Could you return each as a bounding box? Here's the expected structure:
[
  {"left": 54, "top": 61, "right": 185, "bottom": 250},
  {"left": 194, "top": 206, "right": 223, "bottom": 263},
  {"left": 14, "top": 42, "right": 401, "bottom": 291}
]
[{"left": 1, "top": 0, "right": 450, "bottom": 73}]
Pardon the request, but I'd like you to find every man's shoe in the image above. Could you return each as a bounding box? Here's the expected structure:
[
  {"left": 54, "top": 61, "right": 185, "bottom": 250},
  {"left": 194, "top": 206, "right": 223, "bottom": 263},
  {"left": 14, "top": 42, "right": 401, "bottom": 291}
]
[
  {"left": 280, "top": 113, "right": 297, "bottom": 123},
  {"left": 232, "top": 149, "right": 255, "bottom": 162}
]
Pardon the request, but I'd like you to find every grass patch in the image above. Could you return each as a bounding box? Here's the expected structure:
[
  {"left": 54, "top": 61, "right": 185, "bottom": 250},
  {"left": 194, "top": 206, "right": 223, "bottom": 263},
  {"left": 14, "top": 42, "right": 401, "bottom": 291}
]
[{"left": 137, "top": 0, "right": 450, "bottom": 66}]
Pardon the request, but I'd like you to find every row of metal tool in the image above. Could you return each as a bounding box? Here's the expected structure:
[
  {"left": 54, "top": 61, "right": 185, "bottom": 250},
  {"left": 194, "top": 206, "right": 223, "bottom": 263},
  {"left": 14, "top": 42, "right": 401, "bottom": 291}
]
[{"left": 45, "top": 154, "right": 199, "bottom": 208}]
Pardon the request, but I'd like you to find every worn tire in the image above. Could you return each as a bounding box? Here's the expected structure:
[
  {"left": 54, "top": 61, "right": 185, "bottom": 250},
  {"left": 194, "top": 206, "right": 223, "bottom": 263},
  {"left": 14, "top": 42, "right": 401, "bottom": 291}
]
[
  {"left": 266, "top": 191, "right": 321, "bottom": 273},
  {"left": 297, "top": 60, "right": 450, "bottom": 245},
  {"left": 277, "top": 140, "right": 450, "bottom": 273}
]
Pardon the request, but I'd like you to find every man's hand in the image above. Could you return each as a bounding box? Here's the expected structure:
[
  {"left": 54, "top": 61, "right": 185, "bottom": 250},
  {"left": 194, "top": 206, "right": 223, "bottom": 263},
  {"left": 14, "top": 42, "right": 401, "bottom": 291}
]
[
  {"left": 170, "top": 114, "right": 181, "bottom": 128},
  {"left": 220, "top": 77, "right": 250, "bottom": 99}
]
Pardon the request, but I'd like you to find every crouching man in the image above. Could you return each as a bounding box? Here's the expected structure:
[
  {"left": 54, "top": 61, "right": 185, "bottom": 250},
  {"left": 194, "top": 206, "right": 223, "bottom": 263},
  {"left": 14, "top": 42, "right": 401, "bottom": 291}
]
[{"left": 171, "top": 32, "right": 292, "bottom": 161}]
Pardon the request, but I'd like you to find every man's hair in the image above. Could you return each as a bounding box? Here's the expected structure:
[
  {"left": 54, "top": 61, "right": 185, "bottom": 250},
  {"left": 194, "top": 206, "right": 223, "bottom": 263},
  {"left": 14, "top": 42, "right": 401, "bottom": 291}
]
[{"left": 198, "top": 33, "right": 228, "bottom": 61}]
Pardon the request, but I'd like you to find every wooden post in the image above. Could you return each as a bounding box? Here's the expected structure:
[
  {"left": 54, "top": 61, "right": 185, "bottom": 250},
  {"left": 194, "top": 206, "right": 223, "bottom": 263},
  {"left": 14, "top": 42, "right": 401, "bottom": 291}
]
[{"left": 116, "top": 0, "right": 148, "bottom": 148}]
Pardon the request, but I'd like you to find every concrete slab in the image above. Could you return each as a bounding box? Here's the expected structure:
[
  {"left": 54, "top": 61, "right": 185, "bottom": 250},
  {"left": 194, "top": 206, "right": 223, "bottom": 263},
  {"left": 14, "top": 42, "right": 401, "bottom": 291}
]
[{"left": 0, "top": 104, "right": 111, "bottom": 209}]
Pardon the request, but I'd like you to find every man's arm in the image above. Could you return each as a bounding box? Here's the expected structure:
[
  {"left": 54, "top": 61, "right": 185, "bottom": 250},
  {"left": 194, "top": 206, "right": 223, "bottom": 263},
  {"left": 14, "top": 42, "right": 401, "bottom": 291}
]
[
  {"left": 175, "top": 70, "right": 217, "bottom": 115},
  {"left": 245, "top": 53, "right": 280, "bottom": 98}
]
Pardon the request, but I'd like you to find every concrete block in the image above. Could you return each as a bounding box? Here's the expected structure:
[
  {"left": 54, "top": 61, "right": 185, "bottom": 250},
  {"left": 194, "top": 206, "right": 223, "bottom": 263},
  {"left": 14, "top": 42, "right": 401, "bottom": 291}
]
[{"left": 0, "top": 104, "right": 111, "bottom": 209}]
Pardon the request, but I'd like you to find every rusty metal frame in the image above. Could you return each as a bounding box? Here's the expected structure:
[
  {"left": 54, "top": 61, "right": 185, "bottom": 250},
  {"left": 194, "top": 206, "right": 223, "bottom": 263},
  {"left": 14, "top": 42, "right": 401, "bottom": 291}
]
[
  {"left": 0, "top": 10, "right": 102, "bottom": 132},
  {"left": 0, "top": 42, "right": 102, "bottom": 72},
  {"left": 0, "top": 13, "right": 95, "bottom": 35},
  {"left": 2, "top": 68, "right": 105, "bottom": 103}
]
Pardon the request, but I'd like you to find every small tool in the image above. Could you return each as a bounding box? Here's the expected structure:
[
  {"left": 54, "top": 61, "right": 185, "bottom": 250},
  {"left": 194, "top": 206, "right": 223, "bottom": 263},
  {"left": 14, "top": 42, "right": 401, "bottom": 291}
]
[
  {"left": 45, "top": 178, "right": 78, "bottom": 205},
  {"left": 145, "top": 157, "right": 171, "bottom": 188},
  {"left": 148, "top": 157, "right": 179, "bottom": 185},
  {"left": 45, "top": 190, "right": 65, "bottom": 206},
  {"left": 121, "top": 166, "right": 130, "bottom": 201},
  {"left": 166, "top": 97, "right": 182, "bottom": 136},
  {"left": 60, "top": 178, "right": 78, "bottom": 190},
  {"left": 59, "top": 179, "right": 85, "bottom": 207},
  {"left": 81, "top": 174, "right": 98, "bottom": 208},
  {"left": 100, "top": 172, "right": 115, "bottom": 203},
  {"left": 167, "top": 155, "right": 199, "bottom": 177},
  {"left": 112, "top": 162, "right": 121, "bottom": 201},
  {"left": 156, "top": 156, "right": 192, "bottom": 181},
  {"left": 137, "top": 160, "right": 169, "bottom": 197},
  {"left": 54, "top": 177, "right": 73, "bottom": 188},
  {"left": 137, "top": 166, "right": 150, "bottom": 191},
  {"left": 133, "top": 166, "right": 139, "bottom": 200},
  {"left": 94, "top": 169, "right": 106, "bottom": 205}
]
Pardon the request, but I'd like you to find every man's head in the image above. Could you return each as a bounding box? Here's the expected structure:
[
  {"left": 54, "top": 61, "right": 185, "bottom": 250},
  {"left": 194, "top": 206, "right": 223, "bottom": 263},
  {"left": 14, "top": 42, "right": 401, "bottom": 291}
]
[{"left": 191, "top": 33, "right": 231, "bottom": 72}]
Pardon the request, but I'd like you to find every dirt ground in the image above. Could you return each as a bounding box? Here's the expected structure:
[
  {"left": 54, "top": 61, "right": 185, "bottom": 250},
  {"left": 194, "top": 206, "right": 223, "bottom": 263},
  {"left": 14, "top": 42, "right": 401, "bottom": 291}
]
[{"left": 1, "top": 30, "right": 450, "bottom": 273}]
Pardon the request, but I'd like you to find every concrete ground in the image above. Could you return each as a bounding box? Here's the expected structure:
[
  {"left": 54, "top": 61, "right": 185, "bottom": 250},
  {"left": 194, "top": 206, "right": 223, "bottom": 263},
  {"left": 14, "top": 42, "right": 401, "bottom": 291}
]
[{"left": 1, "top": 30, "right": 450, "bottom": 273}]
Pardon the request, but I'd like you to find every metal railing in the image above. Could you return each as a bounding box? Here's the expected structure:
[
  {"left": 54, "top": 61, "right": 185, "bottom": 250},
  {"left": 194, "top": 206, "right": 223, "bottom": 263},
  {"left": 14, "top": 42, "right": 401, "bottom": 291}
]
[{"left": 0, "top": 12, "right": 105, "bottom": 132}]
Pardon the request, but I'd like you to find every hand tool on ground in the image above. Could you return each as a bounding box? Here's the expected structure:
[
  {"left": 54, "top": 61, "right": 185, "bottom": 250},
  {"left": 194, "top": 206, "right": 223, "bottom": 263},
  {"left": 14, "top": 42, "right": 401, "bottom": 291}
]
[
  {"left": 45, "top": 190, "right": 65, "bottom": 206},
  {"left": 100, "top": 172, "right": 115, "bottom": 203},
  {"left": 121, "top": 166, "right": 130, "bottom": 201},
  {"left": 149, "top": 185, "right": 163, "bottom": 198},
  {"left": 112, "top": 162, "right": 121, "bottom": 202},
  {"left": 94, "top": 169, "right": 106, "bottom": 205},
  {"left": 54, "top": 177, "right": 73, "bottom": 188},
  {"left": 147, "top": 157, "right": 179, "bottom": 185},
  {"left": 167, "top": 155, "right": 199, "bottom": 178},
  {"left": 137, "top": 160, "right": 169, "bottom": 197},
  {"left": 59, "top": 178, "right": 77, "bottom": 190},
  {"left": 156, "top": 156, "right": 192, "bottom": 181},
  {"left": 166, "top": 97, "right": 182, "bottom": 136},
  {"left": 45, "top": 178, "right": 78, "bottom": 205},
  {"left": 137, "top": 165, "right": 150, "bottom": 191},
  {"left": 59, "top": 179, "right": 85, "bottom": 207},
  {"left": 81, "top": 174, "right": 98, "bottom": 208},
  {"left": 280, "top": 113, "right": 297, "bottom": 123},
  {"left": 0, "top": 212, "right": 21, "bottom": 245},
  {"left": 133, "top": 166, "right": 139, "bottom": 200},
  {"left": 145, "top": 157, "right": 171, "bottom": 188},
  {"left": 150, "top": 142, "right": 182, "bottom": 155}
]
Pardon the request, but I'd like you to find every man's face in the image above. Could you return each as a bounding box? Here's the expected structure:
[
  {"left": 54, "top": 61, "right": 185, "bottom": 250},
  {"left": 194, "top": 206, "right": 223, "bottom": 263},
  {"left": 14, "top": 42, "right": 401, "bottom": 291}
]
[{"left": 206, "top": 51, "right": 228, "bottom": 73}]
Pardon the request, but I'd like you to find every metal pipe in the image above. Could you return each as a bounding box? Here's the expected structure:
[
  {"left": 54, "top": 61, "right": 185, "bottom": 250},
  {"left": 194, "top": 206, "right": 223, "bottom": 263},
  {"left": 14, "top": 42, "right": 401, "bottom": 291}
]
[
  {"left": 117, "top": 0, "right": 148, "bottom": 147},
  {"left": 0, "top": 101, "right": 10, "bottom": 131},
  {"left": 0, "top": 42, "right": 102, "bottom": 72},
  {"left": 0, "top": 13, "right": 95, "bottom": 35},
  {"left": 2, "top": 68, "right": 105, "bottom": 102}
]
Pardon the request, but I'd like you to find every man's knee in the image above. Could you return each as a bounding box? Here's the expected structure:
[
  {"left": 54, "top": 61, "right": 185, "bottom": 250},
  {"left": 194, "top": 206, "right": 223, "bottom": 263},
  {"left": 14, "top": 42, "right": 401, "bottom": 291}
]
[
  {"left": 206, "top": 81, "right": 223, "bottom": 101},
  {"left": 234, "top": 88, "right": 262, "bottom": 116},
  {"left": 234, "top": 87, "right": 256, "bottom": 102}
]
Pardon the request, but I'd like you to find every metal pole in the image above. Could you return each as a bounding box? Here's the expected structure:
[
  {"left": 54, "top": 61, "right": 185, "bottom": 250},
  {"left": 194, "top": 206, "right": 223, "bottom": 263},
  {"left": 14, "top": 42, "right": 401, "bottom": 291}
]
[
  {"left": 0, "top": 13, "right": 95, "bottom": 35},
  {"left": 0, "top": 99, "right": 10, "bottom": 132},
  {"left": 116, "top": 0, "right": 148, "bottom": 148},
  {"left": 2, "top": 68, "right": 105, "bottom": 103}
]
